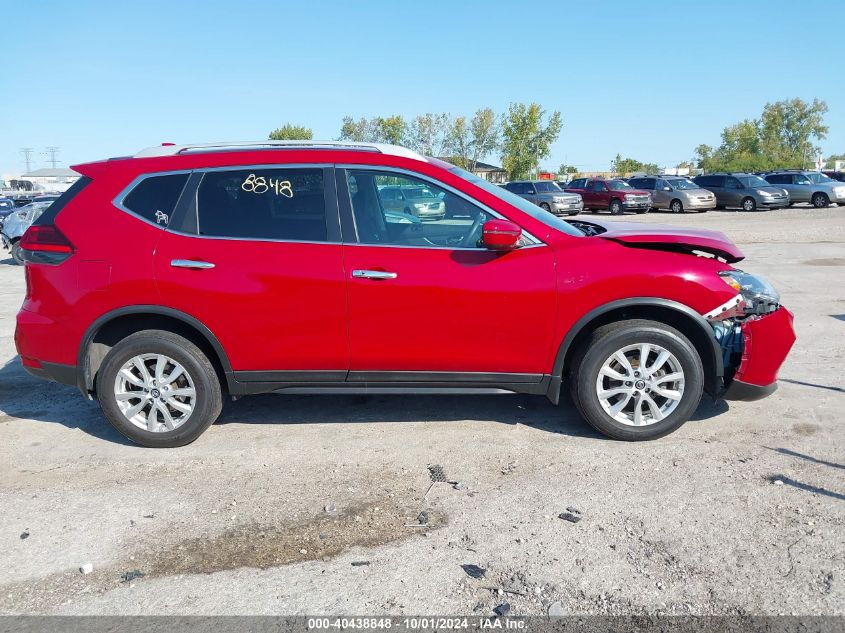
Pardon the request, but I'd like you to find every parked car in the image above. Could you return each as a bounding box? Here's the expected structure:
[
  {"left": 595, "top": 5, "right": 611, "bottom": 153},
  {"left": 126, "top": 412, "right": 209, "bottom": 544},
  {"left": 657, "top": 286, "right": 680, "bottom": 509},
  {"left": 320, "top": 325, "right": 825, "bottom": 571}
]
[
  {"left": 502, "top": 180, "right": 583, "bottom": 216},
  {"left": 16, "top": 140, "right": 795, "bottom": 447},
  {"left": 377, "top": 185, "right": 445, "bottom": 220},
  {"left": 692, "top": 173, "right": 790, "bottom": 211},
  {"left": 564, "top": 178, "right": 651, "bottom": 214},
  {"left": 762, "top": 171, "right": 845, "bottom": 208},
  {"left": 822, "top": 171, "right": 845, "bottom": 183},
  {"left": 1, "top": 201, "right": 54, "bottom": 264},
  {"left": 628, "top": 176, "right": 716, "bottom": 213},
  {"left": 0, "top": 197, "right": 16, "bottom": 231}
]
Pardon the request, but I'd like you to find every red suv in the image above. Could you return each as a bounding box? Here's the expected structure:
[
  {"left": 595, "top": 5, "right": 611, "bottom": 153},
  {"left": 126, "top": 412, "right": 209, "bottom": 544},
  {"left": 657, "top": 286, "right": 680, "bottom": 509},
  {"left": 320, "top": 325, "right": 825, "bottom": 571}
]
[
  {"left": 565, "top": 178, "right": 652, "bottom": 214},
  {"left": 15, "top": 141, "right": 796, "bottom": 447}
]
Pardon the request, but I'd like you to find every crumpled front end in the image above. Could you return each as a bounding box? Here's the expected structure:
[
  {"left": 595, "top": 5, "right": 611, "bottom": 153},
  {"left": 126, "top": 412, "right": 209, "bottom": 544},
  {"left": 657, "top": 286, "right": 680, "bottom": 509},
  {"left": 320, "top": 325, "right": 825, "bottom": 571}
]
[{"left": 705, "top": 271, "right": 796, "bottom": 401}]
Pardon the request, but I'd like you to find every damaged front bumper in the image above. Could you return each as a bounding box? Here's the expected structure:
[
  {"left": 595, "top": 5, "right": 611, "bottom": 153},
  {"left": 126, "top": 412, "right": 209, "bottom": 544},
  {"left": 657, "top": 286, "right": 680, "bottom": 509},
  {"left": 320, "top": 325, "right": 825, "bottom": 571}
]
[{"left": 712, "top": 306, "right": 796, "bottom": 401}]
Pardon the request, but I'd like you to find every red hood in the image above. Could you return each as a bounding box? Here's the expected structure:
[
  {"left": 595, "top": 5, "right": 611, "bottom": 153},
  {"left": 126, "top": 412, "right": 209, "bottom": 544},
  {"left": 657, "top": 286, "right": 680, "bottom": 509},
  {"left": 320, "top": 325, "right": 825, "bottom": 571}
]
[{"left": 585, "top": 218, "right": 744, "bottom": 263}]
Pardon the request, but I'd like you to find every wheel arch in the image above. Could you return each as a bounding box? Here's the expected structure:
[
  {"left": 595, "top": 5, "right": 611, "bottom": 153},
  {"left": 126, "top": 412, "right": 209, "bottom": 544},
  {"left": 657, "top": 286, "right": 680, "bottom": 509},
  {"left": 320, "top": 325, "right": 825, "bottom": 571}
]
[
  {"left": 547, "top": 298, "right": 723, "bottom": 403},
  {"left": 78, "top": 306, "right": 234, "bottom": 396}
]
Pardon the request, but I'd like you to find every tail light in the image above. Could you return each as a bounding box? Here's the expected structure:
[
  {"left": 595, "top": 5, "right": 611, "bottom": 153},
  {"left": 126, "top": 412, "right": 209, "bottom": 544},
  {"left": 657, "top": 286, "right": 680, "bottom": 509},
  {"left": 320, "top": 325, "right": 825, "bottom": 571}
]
[{"left": 19, "top": 224, "right": 75, "bottom": 264}]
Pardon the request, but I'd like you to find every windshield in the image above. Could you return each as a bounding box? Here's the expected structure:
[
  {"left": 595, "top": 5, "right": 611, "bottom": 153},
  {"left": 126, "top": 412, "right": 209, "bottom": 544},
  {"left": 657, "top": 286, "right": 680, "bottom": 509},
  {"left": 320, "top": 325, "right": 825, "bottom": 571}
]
[
  {"left": 403, "top": 187, "right": 437, "bottom": 199},
  {"left": 447, "top": 166, "right": 582, "bottom": 237},
  {"left": 534, "top": 181, "right": 561, "bottom": 193},
  {"left": 607, "top": 179, "right": 632, "bottom": 190},
  {"left": 737, "top": 175, "right": 770, "bottom": 188},
  {"left": 669, "top": 179, "right": 699, "bottom": 190},
  {"left": 807, "top": 172, "right": 834, "bottom": 183}
]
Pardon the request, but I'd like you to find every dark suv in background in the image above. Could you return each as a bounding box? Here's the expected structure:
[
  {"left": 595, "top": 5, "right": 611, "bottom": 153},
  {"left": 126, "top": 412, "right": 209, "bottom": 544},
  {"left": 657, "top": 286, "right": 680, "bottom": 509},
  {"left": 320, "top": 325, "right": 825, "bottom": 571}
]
[{"left": 692, "top": 173, "right": 789, "bottom": 211}]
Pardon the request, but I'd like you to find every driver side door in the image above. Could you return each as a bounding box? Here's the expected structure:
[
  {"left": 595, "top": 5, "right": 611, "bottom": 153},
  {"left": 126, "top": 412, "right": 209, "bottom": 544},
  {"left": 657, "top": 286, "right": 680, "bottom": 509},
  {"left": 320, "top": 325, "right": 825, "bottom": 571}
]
[{"left": 339, "top": 167, "right": 558, "bottom": 379}]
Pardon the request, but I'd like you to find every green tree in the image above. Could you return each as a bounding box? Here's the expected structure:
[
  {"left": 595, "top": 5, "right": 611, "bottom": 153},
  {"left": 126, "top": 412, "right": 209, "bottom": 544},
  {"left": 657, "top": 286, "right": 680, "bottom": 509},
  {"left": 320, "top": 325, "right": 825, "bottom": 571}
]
[
  {"left": 406, "top": 113, "right": 452, "bottom": 156},
  {"left": 500, "top": 103, "right": 562, "bottom": 180},
  {"left": 610, "top": 154, "right": 659, "bottom": 176},
  {"left": 825, "top": 153, "right": 845, "bottom": 168},
  {"left": 339, "top": 115, "right": 407, "bottom": 145},
  {"left": 695, "top": 98, "right": 829, "bottom": 172},
  {"left": 468, "top": 108, "right": 499, "bottom": 170},
  {"left": 558, "top": 164, "right": 578, "bottom": 175},
  {"left": 268, "top": 124, "right": 313, "bottom": 140},
  {"left": 339, "top": 116, "right": 372, "bottom": 142},
  {"left": 446, "top": 116, "right": 472, "bottom": 168}
]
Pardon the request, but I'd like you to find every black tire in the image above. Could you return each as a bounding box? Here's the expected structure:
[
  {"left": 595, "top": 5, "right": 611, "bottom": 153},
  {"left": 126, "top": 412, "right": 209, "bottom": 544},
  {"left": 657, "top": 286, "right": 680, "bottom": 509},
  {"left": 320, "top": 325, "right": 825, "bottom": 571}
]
[
  {"left": 811, "top": 192, "right": 829, "bottom": 208},
  {"left": 568, "top": 319, "right": 704, "bottom": 441},
  {"left": 741, "top": 197, "right": 757, "bottom": 212},
  {"left": 540, "top": 202, "right": 551, "bottom": 213},
  {"left": 11, "top": 241, "right": 24, "bottom": 265},
  {"left": 97, "top": 330, "right": 223, "bottom": 448},
  {"left": 568, "top": 210, "right": 581, "bottom": 216},
  {"left": 609, "top": 199, "right": 623, "bottom": 215},
  {"left": 670, "top": 199, "right": 684, "bottom": 214}
]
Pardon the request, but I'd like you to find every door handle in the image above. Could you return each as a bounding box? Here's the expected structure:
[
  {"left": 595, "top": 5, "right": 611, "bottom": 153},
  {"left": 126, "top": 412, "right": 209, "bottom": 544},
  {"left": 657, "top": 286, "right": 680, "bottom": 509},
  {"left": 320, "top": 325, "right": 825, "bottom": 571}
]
[
  {"left": 171, "top": 259, "right": 215, "bottom": 270},
  {"left": 352, "top": 269, "right": 397, "bottom": 280}
]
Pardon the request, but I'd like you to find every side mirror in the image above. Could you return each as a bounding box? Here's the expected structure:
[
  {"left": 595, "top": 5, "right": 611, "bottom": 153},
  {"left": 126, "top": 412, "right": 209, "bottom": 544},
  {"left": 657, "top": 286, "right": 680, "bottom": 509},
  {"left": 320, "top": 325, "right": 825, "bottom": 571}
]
[
  {"left": 663, "top": 186, "right": 672, "bottom": 191},
  {"left": 482, "top": 219, "right": 522, "bottom": 251}
]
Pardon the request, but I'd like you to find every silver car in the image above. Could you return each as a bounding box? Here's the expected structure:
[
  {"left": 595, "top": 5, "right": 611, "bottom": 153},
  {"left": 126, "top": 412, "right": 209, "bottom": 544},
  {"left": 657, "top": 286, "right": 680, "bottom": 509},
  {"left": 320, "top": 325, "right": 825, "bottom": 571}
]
[
  {"left": 763, "top": 171, "right": 845, "bottom": 208},
  {"left": 1, "top": 201, "right": 52, "bottom": 265},
  {"left": 628, "top": 176, "right": 716, "bottom": 213},
  {"left": 692, "top": 173, "right": 790, "bottom": 211},
  {"left": 502, "top": 180, "right": 583, "bottom": 216}
]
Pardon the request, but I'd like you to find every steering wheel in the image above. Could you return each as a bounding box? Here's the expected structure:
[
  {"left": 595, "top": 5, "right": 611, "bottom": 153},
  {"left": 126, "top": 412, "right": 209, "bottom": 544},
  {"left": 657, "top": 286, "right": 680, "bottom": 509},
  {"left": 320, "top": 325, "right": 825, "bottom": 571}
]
[{"left": 460, "top": 213, "right": 486, "bottom": 248}]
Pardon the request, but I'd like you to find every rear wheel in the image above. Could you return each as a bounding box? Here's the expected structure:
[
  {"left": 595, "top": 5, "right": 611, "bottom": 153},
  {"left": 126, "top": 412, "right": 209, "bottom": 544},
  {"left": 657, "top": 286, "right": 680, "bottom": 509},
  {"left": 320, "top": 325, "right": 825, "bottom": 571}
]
[
  {"left": 741, "top": 197, "right": 757, "bottom": 212},
  {"left": 812, "top": 192, "right": 829, "bottom": 208},
  {"left": 569, "top": 319, "right": 704, "bottom": 441},
  {"left": 670, "top": 199, "right": 684, "bottom": 214},
  {"left": 10, "top": 241, "right": 23, "bottom": 265},
  {"left": 609, "top": 199, "right": 623, "bottom": 215},
  {"left": 97, "top": 330, "right": 223, "bottom": 448}
]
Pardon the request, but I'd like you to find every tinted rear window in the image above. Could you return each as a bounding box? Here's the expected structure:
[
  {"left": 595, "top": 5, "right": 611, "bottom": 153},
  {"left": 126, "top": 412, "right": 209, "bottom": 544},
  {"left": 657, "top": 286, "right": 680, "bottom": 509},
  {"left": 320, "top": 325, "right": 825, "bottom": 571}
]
[
  {"left": 196, "top": 168, "right": 328, "bottom": 241},
  {"left": 32, "top": 176, "right": 91, "bottom": 226},
  {"left": 122, "top": 173, "right": 189, "bottom": 227}
]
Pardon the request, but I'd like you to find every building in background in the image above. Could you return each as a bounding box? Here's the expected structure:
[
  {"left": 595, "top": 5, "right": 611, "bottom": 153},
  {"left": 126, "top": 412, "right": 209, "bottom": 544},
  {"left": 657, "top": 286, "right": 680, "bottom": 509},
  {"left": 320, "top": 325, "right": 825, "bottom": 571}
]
[{"left": 20, "top": 167, "right": 79, "bottom": 192}]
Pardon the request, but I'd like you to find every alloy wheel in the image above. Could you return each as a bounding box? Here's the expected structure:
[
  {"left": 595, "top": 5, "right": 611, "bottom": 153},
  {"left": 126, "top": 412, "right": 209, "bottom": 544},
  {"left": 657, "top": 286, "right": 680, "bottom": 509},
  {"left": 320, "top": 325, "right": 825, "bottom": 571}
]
[
  {"left": 113, "top": 353, "right": 196, "bottom": 432},
  {"left": 595, "top": 343, "right": 685, "bottom": 426}
]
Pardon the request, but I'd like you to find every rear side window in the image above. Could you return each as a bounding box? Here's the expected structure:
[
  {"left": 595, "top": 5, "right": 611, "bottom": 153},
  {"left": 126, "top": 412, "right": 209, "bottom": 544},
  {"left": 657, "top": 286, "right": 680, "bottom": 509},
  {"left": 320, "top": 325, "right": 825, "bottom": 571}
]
[
  {"left": 196, "top": 168, "right": 327, "bottom": 242},
  {"left": 122, "top": 173, "right": 189, "bottom": 227},
  {"left": 32, "top": 176, "right": 91, "bottom": 226},
  {"left": 766, "top": 174, "right": 786, "bottom": 184}
]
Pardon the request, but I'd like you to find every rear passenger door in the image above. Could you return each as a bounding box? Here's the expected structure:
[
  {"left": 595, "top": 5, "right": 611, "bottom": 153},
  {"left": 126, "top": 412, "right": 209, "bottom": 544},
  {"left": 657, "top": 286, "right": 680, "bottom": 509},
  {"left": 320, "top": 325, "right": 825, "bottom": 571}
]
[{"left": 152, "top": 165, "right": 350, "bottom": 379}]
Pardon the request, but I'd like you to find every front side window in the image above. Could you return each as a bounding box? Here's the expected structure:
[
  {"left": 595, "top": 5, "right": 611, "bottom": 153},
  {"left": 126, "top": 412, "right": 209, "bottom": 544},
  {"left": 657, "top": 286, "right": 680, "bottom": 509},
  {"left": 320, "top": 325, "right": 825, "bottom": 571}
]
[
  {"left": 196, "top": 168, "right": 327, "bottom": 241},
  {"left": 346, "top": 169, "right": 494, "bottom": 248},
  {"left": 122, "top": 173, "right": 189, "bottom": 226},
  {"left": 592, "top": 181, "right": 608, "bottom": 192},
  {"left": 737, "top": 175, "right": 769, "bottom": 188},
  {"left": 535, "top": 181, "right": 561, "bottom": 193},
  {"left": 794, "top": 174, "right": 812, "bottom": 185}
]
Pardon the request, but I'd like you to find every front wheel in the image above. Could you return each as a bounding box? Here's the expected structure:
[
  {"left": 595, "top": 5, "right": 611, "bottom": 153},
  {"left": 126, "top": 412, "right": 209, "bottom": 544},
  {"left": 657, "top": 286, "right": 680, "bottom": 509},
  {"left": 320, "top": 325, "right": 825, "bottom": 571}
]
[
  {"left": 812, "top": 192, "right": 829, "bottom": 208},
  {"left": 540, "top": 202, "right": 551, "bottom": 213},
  {"left": 741, "top": 197, "right": 757, "bottom": 212},
  {"left": 97, "top": 330, "right": 223, "bottom": 447},
  {"left": 569, "top": 319, "right": 704, "bottom": 441},
  {"left": 609, "top": 199, "right": 623, "bottom": 215},
  {"left": 670, "top": 199, "right": 684, "bottom": 214}
]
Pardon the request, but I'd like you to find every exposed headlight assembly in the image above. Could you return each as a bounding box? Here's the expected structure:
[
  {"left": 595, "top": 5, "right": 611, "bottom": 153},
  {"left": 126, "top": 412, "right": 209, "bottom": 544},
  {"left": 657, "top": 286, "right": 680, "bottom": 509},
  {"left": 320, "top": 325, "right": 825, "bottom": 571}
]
[{"left": 719, "top": 270, "right": 780, "bottom": 315}]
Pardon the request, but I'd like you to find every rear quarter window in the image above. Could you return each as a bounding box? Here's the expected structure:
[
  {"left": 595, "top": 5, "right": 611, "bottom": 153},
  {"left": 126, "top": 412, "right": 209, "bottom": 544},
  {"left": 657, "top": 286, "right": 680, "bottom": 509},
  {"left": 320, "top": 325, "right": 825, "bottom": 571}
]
[
  {"left": 121, "top": 173, "right": 190, "bottom": 227},
  {"left": 32, "top": 176, "right": 92, "bottom": 226}
]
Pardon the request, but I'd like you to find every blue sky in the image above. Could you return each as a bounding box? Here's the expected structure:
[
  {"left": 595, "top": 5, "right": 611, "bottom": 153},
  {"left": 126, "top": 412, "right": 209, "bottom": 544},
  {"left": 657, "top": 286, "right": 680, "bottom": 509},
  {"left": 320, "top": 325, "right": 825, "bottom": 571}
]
[{"left": 1, "top": 0, "right": 843, "bottom": 176}]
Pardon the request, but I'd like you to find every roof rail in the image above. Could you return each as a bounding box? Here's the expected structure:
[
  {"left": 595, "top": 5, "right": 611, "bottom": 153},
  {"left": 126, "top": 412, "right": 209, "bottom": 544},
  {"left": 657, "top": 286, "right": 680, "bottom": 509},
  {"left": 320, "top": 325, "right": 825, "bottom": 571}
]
[{"left": 133, "top": 140, "right": 427, "bottom": 162}]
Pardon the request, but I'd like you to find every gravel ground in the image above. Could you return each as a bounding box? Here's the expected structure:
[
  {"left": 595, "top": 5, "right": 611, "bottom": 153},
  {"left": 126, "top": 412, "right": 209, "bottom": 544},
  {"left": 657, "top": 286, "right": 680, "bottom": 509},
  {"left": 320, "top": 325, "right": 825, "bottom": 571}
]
[{"left": 0, "top": 205, "right": 843, "bottom": 616}]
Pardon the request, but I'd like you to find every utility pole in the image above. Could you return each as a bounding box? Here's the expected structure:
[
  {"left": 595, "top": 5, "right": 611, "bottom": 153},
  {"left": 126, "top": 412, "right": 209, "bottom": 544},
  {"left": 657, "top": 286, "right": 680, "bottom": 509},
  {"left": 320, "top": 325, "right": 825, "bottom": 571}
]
[
  {"left": 19, "top": 147, "right": 34, "bottom": 173},
  {"left": 43, "top": 146, "right": 61, "bottom": 168}
]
